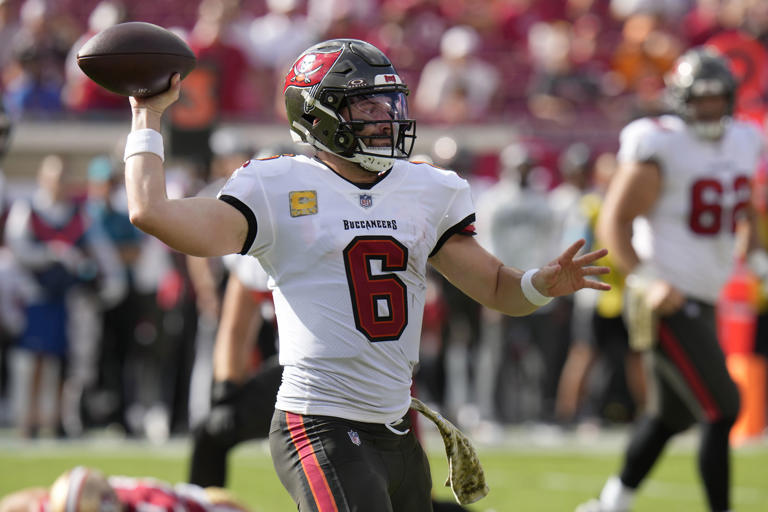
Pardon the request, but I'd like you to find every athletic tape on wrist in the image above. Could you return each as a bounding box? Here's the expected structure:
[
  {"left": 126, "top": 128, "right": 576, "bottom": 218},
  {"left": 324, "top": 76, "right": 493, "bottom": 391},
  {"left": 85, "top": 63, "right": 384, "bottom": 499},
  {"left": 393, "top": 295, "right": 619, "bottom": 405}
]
[
  {"left": 124, "top": 128, "right": 164, "bottom": 162},
  {"left": 521, "top": 268, "right": 553, "bottom": 306}
]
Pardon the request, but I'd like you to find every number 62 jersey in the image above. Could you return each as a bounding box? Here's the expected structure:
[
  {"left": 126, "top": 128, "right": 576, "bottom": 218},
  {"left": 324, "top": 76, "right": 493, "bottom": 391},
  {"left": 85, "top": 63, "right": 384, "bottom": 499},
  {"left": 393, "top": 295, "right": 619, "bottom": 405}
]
[
  {"left": 218, "top": 155, "right": 475, "bottom": 423},
  {"left": 619, "top": 115, "right": 764, "bottom": 304}
]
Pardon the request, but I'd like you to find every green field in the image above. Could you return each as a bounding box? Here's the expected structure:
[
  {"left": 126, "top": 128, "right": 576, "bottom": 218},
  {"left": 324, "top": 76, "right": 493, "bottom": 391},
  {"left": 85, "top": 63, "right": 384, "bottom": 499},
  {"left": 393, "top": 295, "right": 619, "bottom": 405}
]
[{"left": 1, "top": 428, "right": 766, "bottom": 511}]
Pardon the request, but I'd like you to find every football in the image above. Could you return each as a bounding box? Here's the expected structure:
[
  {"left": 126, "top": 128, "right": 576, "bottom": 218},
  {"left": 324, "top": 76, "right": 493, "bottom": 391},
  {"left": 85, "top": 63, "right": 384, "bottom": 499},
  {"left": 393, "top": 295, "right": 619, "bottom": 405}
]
[{"left": 76, "top": 21, "right": 196, "bottom": 98}]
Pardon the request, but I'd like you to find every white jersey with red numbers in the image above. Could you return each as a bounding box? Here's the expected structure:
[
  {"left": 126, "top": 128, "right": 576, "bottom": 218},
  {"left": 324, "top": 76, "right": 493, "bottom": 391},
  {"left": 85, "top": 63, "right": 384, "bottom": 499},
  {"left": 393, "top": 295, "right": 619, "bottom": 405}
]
[
  {"left": 618, "top": 115, "right": 764, "bottom": 304},
  {"left": 218, "top": 154, "right": 475, "bottom": 423}
]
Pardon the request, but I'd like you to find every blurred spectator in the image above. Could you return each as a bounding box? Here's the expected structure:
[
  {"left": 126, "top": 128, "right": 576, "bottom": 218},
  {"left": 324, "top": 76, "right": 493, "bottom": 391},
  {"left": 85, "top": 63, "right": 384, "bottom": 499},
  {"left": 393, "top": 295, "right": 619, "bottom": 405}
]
[
  {"left": 4, "top": 154, "right": 124, "bottom": 437},
  {"left": 546, "top": 142, "right": 601, "bottom": 423},
  {"left": 0, "top": 242, "right": 31, "bottom": 426},
  {"left": 186, "top": 128, "right": 254, "bottom": 429},
  {"left": 413, "top": 25, "right": 500, "bottom": 123},
  {"left": 554, "top": 151, "right": 646, "bottom": 427},
  {"left": 610, "top": 0, "right": 692, "bottom": 22},
  {"left": 608, "top": 13, "right": 683, "bottom": 118},
  {"left": 526, "top": 20, "right": 606, "bottom": 125},
  {"left": 550, "top": 142, "right": 595, "bottom": 248},
  {"left": 0, "top": 99, "right": 10, "bottom": 239},
  {"left": 3, "top": 40, "right": 63, "bottom": 117},
  {"left": 681, "top": 0, "right": 725, "bottom": 45},
  {"left": 241, "top": 0, "right": 320, "bottom": 120},
  {"left": 125, "top": 165, "right": 198, "bottom": 440},
  {"left": 82, "top": 155, "right": 145, "bottom": 433},
  {"left": 2, "top": 0, "right": 77, "bottom": 118},
  {"left": 307, "top": 0, "right": 376, "bottom": 39},
  {"left": 473, "top": 141, "right": 561, "bottom": 428},
  {"left": 0, "top": 98, "right": 12, "bottom": 424},
  {"left": 245, "top": 0, "right": 318, "bottom": 73},
  {"left": 168, "top": 0, "right": 252, "bottom": 175},
  {"left": 377, "top": 0, "right": 448, "bottom": 83},
  {"left": 0, "top": 0, "right": 21, "bottom": 76},
  {"left": 62, "top": 0, "right": 127, "bottom": 115}
]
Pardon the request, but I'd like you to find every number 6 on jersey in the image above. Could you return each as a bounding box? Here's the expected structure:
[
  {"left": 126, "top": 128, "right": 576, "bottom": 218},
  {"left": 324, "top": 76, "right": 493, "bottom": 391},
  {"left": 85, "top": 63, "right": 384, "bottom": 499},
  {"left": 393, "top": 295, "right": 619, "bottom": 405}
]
[{"left": 343, "top": 236, "right": 409, "bottom": 342}]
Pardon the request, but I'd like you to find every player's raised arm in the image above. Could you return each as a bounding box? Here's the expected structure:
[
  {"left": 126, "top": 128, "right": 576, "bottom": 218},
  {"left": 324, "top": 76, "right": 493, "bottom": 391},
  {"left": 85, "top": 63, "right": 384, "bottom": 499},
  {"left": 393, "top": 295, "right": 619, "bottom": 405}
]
[
  {"left": 125, "top": 74, "right": 248, "bottom": 257},
  {"left": 429, "top": 234, "right": 610, "bottom": 316}
]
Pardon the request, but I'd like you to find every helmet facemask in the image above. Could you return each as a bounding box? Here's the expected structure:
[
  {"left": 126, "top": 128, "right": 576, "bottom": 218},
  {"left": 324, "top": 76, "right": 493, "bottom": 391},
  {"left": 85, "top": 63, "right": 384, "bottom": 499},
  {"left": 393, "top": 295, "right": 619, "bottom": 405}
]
[
  {"left": 337, "top": 90, "right": 416, "bottom": 172},
  {"left": 284, "top": 39, "right": 417, "bottom": 173},
  {"left": 681, "top": 82, "right": 732, "bottom": 140}
]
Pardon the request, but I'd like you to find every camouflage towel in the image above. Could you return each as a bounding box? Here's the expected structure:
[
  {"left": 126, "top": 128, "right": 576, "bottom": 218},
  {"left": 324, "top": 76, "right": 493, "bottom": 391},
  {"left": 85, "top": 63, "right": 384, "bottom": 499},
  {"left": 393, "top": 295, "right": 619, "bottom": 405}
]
[{"left": 410, "top": 397, "right": 489, "bottom": 505}]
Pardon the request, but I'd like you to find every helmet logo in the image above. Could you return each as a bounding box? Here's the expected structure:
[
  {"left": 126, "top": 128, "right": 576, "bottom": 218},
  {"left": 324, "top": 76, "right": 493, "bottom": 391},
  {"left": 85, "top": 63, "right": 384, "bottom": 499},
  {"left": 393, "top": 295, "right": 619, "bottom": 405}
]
[{"left": 284, "top": 50, "right": 343, "bottom": 93}]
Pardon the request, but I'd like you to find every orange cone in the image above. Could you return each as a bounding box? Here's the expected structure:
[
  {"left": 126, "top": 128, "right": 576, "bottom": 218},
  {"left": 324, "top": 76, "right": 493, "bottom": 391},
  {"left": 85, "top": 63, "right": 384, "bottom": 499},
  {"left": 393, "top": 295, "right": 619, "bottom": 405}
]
[{"left": 727, "top": 354, "right": 767, "bottom": 445}]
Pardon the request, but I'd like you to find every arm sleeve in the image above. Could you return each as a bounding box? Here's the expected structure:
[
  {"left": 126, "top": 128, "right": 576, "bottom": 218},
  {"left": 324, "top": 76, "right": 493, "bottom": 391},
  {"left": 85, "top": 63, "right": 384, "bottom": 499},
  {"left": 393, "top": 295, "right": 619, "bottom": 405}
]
[
  {"left": 217, "top": 162, "right": 275, "bottom": 257},
  {"left": 430, "top": 174, "right": 476, "bottom": 257},
  {"left": 617, "top": 118, "right": 663, "bottom": 164}
]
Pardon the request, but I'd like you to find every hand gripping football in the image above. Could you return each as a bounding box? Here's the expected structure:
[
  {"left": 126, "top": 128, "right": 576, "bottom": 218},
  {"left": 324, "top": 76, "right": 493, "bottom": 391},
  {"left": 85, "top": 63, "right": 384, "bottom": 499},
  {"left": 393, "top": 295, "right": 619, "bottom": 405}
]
[{"left": 76, "top": 22, "right": 196, "bottom": 98}]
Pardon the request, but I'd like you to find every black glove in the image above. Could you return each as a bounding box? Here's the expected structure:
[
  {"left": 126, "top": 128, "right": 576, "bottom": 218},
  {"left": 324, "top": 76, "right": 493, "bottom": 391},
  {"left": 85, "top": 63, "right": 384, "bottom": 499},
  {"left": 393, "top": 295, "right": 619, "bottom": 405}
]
[{"left": 205, "top": 380, "right": 242, "bottom": 440}]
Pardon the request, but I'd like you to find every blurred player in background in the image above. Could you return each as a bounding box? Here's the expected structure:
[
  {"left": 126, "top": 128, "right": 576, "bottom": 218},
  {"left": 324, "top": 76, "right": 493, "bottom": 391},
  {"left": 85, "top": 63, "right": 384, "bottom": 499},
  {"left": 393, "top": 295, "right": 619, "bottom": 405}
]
[
  {"left": 5, "top": 154, "right": 124, "bottom": 438},
  {"left": 0, "top": 466, "right": 251, "bottom": 512},
  {"left": 123, "top": 38, "right": 609, "bottom": 510},
  {"left": 189, "top": 253, "right": 280, "bottom": 488},
  {"left": 577, "top": 47, "right": 765, "bottom": 512},
  {"left": 186, "top": 128, "right": 255, "bottom": 429}
]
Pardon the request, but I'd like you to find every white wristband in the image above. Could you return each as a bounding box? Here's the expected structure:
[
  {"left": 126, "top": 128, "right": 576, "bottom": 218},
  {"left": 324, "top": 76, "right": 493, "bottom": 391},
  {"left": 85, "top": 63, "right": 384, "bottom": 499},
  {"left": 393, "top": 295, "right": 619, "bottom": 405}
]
[
  {"left": 521, "top": 268, "right": 553, "bottom": 306},
  {"left": 124, "top": 128, "right": 164, "bottom": 162}
]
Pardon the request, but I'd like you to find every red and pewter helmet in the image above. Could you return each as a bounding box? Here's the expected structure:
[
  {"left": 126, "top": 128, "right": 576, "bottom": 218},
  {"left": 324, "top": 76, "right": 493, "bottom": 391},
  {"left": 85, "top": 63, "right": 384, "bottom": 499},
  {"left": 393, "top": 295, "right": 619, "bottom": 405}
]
[
  {"left": 665, "top": 47, "right": 737, "bottom": 139},
  {"left": 283, "top": 39, "right": 416, "bottom": 173}
]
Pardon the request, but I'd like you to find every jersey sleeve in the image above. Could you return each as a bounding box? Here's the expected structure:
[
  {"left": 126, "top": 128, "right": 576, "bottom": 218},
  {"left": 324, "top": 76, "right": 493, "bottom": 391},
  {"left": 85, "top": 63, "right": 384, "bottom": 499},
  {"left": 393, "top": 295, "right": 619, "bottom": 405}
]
[
  {"left": 617, "top": 117, "right": 666, "bottom": 164},
  {"left": 217, "top": 160, "right": 275, "bottom": 257},
  {"left": 429, "top": 172, "right": 476, "bottom": 257}
]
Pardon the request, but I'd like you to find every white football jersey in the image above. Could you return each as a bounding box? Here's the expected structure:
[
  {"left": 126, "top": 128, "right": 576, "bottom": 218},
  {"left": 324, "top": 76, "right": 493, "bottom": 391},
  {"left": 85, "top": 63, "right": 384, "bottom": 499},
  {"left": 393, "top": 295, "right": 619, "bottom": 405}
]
[
  {"left": 218, "top": 155, "right": 475, "bottom": 423},
  {"left": 618, "top": 115, "right": 764, "bottom": 303}
]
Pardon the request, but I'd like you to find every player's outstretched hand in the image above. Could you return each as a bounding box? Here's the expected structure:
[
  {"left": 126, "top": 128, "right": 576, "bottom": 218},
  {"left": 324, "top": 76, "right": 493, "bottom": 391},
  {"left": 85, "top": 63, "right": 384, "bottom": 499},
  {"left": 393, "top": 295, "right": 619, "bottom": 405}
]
[
  {"left": 533, "top": 239, "right": 610, "bottom": 298},
  {"left": 129, "top": 72, "right": 181, "bottom": 115}
]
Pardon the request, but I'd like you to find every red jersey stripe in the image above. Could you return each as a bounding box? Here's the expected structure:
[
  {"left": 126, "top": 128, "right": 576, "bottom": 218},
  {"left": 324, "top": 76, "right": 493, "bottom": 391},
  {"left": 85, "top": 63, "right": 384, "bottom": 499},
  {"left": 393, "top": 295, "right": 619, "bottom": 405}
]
[{"left": 286, "top": 412, "right": 339, "bottom": 512}]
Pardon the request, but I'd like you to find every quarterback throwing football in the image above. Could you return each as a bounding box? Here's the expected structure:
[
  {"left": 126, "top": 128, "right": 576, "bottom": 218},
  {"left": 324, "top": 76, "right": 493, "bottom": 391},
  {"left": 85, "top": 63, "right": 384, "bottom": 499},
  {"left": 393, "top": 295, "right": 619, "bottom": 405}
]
[{"left": 124, "top": 39, "right": 609, "bottom": 511}]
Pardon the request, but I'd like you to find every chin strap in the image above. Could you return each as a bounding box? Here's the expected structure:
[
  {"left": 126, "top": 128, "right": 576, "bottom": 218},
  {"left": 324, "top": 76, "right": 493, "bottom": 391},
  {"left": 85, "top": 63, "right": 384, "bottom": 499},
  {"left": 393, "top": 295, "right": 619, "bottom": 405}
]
[{"left": 410, "top": 397, "right": 490, "bottom": 505}]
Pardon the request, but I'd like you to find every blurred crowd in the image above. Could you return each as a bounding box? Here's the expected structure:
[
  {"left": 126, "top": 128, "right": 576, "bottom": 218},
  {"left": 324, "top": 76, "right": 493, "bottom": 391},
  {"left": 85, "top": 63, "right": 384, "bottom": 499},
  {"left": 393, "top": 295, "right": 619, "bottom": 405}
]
[
  {"left": 0, "top": 0, "right": 765, "bottom": 126},
  {"left": 0, "top": 0, "right": 766, "bottom": 443}
]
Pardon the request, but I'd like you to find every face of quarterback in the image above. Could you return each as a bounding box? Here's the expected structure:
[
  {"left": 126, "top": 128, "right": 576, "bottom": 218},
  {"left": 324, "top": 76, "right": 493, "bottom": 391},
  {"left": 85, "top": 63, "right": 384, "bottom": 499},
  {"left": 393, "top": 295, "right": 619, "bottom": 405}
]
[{"left": 341, "top": 92, "right": 409, "bottom": 148}]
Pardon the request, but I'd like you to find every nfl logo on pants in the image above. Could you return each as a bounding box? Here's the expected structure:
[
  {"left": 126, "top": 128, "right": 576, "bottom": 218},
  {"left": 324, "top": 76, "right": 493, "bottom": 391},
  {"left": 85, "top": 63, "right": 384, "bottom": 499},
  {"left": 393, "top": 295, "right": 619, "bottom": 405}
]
[{"left": 347, "top": 430, "right": 361, "bottom": 446}]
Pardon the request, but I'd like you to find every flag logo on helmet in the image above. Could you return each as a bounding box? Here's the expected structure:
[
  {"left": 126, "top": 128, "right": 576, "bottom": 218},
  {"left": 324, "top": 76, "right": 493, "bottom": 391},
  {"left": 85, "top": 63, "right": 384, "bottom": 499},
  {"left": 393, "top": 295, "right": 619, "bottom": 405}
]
[{"left": 284, "top": 50, "right": 342, "bottom": 92}]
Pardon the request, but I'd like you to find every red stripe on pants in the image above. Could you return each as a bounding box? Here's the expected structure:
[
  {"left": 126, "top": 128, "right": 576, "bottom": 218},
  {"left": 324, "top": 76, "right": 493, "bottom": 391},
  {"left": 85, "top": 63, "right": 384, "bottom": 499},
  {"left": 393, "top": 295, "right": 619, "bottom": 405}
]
[
  {"left": 286, "top": 412, "right": 339, "bottom": 512},
  {"left": 658, "top": 324, "right": 721, "bottom": 421}
]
